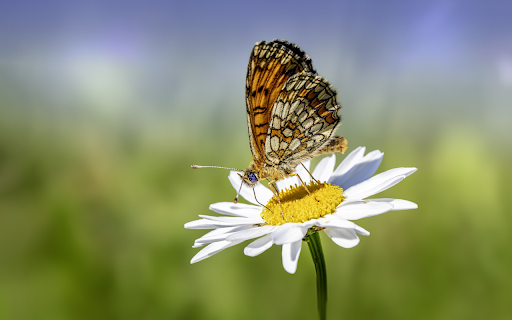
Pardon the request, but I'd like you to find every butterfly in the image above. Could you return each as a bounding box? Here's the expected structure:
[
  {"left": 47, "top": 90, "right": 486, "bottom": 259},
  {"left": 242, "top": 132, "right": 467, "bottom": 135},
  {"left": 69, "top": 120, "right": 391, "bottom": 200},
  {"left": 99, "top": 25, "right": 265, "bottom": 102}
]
[
  {"left": 192, "top": 40, "right": 347, "bottom": 201},
  {"left": 239, "top": 39, "right": 347, "bottom": 193}
]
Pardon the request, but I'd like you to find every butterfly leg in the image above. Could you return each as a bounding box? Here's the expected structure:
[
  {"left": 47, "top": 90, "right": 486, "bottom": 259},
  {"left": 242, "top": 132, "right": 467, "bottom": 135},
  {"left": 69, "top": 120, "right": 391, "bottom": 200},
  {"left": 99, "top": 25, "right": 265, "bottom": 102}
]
[
  {"left": 290, "top": 173, "right": 320, "bottom": 202},
  {"left": 300, "top": 163, "right": 320, "bottom": 184},
  {"left": 290, "top": 173, "right": 314, "bottom": 196},
  {"left": 267, "top": 180, "right": 285, "bottom": 219}
]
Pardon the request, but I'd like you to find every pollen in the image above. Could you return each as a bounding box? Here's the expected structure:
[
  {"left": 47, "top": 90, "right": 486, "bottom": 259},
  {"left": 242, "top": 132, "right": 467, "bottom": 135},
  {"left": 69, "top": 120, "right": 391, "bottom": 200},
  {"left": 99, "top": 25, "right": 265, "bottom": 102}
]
[{"left": 261, "top": 181, "right": 345, "bottom": 225}]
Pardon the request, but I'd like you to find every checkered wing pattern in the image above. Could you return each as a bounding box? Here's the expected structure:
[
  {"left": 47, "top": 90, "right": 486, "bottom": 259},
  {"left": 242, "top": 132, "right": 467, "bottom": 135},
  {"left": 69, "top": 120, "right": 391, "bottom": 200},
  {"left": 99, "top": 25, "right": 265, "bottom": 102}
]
[
  {"left": 246, "top": 40, "right": 315, "bottom": 161},
  {"left": 264, "top": 73, "right": 341, "bottom": 165}
]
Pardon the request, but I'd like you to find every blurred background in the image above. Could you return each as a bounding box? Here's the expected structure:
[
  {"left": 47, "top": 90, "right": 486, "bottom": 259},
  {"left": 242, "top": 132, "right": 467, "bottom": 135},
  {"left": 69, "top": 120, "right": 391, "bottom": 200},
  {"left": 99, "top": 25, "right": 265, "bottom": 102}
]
[{"left": 1, "top": 0, "right": 511, "bottom": 319}]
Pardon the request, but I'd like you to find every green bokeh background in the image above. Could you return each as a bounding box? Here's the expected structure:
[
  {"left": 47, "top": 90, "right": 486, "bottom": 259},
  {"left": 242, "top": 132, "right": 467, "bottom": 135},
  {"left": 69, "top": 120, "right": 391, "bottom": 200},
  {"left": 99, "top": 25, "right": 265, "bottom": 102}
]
[{"left": 1, "top": 1, "right": 512, "bottom": 319}]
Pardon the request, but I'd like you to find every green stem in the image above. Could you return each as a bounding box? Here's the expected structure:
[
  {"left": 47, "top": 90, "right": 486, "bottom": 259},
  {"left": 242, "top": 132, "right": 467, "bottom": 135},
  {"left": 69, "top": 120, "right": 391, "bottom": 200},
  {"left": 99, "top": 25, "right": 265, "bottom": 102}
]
[{"left": 305, "top": 230, "right": 327, "bottom": 320}]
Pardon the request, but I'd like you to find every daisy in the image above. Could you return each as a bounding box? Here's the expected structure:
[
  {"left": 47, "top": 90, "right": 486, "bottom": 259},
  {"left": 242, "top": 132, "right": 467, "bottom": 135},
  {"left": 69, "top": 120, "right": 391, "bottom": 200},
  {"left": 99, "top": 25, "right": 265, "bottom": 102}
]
[{"left": 185, "top": 147, "right": 417, "bottom": 274}]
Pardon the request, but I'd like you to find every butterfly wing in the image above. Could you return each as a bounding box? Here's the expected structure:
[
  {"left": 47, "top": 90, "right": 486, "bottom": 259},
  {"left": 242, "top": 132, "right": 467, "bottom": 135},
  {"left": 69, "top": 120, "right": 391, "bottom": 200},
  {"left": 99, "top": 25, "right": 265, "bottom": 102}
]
[
  {"left": 264, "top": 72, "right": 341, "bottom": 166},
  {"left": 246, "top": 40, "right": 315, "bottom": 162}
]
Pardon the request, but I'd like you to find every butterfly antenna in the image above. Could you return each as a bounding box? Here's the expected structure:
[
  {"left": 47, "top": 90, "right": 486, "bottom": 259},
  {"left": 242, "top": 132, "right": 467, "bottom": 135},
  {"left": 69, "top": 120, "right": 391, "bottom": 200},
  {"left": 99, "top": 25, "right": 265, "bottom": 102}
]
[
  {"left": 191, "top": 165, "right": 243, "bottom": 171},
  {"left": 234, "top": 182, "right": 243, "bottom": 204}
]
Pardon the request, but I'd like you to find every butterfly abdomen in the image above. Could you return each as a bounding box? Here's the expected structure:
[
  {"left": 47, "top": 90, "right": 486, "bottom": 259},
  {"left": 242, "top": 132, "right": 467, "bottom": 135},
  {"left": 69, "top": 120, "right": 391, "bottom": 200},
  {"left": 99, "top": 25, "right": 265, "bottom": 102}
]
[{"left": 314, "top": 136, "right": 348, "bottom": 156}]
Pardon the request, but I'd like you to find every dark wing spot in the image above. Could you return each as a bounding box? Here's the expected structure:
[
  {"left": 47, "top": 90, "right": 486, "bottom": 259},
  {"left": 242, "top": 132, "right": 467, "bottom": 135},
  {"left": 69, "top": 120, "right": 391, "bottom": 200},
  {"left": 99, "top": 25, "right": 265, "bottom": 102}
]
[
  {"left": 264, "top": 88, "right": 269, "bottom": 95},
  {"left": 253, "top": 106, "right": 266, "bottom": 112},
  {"left": 257, "top": 86, "right": 263, "bottom": 93},
  {"left": 251, "top": 90, "right": 256, "bottom": 97}
]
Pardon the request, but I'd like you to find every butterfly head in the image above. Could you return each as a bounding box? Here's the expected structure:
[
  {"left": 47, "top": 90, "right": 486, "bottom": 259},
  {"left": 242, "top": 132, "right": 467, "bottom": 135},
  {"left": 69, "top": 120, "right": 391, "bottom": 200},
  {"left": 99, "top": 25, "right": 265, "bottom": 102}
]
[{"left": 239, "top": 169, "right": 259, "bottom": 187}]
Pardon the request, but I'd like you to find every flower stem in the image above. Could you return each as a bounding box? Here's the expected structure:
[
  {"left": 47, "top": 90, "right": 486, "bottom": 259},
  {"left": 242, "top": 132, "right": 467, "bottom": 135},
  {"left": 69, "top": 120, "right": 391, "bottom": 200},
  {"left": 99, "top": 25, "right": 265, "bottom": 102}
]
[{"left": 305, "top": 230, "right": 327, "bottom": 320}]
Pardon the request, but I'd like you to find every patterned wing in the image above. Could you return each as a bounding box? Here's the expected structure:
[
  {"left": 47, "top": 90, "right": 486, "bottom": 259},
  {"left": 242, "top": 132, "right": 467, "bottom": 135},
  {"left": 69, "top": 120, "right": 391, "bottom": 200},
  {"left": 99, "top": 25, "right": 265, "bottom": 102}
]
[
  {"left": 246, "top": 40, "right": 316, "bottom": 161},
  {"left": 264, "top": 73, "right": 341, "bottom": 165}
]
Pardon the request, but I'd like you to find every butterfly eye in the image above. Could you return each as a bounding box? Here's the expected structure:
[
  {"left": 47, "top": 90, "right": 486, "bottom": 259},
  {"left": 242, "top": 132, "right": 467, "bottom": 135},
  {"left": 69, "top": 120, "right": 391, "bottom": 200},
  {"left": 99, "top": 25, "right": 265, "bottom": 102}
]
[{"left": 248, "top": 173, "right": 258, "bottom": 183}]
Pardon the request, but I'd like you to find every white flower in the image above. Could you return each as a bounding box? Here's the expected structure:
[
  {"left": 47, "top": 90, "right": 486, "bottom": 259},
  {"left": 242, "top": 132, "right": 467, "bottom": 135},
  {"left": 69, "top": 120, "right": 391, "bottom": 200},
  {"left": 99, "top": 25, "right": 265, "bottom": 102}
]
[{"left": 185, "top": 147, "right": 417, "bottom": 274}]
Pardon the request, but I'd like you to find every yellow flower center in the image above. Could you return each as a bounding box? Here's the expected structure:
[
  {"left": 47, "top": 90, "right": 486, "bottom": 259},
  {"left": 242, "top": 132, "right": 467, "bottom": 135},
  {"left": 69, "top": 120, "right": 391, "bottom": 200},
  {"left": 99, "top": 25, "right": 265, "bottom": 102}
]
[{"left": 261, "top": 181, "right": 345, "bottom": 226}]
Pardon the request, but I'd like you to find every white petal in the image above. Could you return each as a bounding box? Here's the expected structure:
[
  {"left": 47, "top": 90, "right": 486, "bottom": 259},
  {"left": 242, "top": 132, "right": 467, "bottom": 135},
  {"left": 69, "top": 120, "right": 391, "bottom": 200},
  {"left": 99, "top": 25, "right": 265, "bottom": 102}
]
[
  {"left": 244, "top": 234, "right": 274, "bottom": 257},
  {"left": 190, "top": 240, "right": 243, "bottom": 264},
  {"left": 185, "top": 218, "right": 234, "bottom": 229},
  {"left": 194, "top": 226, "right": 244, "bottom": 243},
  {"left": 329, "top": 147, "right": 366, "bottom": 183},
  {"left": 272, "top": 222, "right": 314, "bottom": 245},
  {"left": 312, "top": 154, "right": 336, "bottom": 182},
  {"left": 316, "top": 215, "right": 356, "bottom": 229},
  {"left": 345, "top": 176, "right": 404, "bottom": 200},
  {"left": 335, "top": 201, "right": 394, "bottom": 220},
  {"left": 194, "top": 225, "right": 251, "bottom": 245},
  {"left": 276, "top": 160, "right": 311, "bottom": 191},
  {"left": 282, "top": 240, "right": 302, "bottom": 274},
  {"left": 226, "top": 225, "right": 275, "bottom": 242},
  {"left": 355, "top": 224, "right": 370, "bottom": 236},
  {"left": 228, "top": 171, "right": 273, "bottom": 205},
  {"left": 330, "top": 150, "right": 384, "bottom": 190},
  {"left": 324, "top": 228, "right": 360, "bottom": 248},
  {"left": 344, "top": 167, "right": 417, "bottom": 200},
  {"left": 318, "top": 216, "right": 370, "bottom": 235},
  {"left": 209, "top": 202, "right": 262, "bottom": 218},
  {"left": 198, "top": 215, "right": 264, "bottom": 225},
  {"left": 367, "top": 198, "right": 418, "bottom": 211}
]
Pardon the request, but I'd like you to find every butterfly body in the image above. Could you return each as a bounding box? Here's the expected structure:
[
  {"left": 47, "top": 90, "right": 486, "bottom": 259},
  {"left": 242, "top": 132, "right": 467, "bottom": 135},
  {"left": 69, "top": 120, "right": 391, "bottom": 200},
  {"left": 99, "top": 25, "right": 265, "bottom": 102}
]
[{"left": 241, "top": 40, "right": 347, "bottom": 187}]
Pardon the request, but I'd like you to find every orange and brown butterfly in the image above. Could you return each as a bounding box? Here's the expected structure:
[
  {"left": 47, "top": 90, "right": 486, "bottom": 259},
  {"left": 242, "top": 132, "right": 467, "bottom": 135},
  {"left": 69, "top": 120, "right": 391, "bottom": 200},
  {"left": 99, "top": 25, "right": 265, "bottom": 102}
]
[
  {"left": 241, "top": 40, "right": 347, "bottom": 188},
  {"left": 193, "top": 39, "right": 347, "bottom": 197}
]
